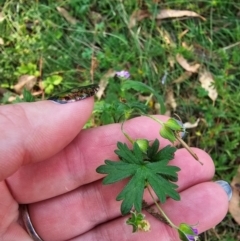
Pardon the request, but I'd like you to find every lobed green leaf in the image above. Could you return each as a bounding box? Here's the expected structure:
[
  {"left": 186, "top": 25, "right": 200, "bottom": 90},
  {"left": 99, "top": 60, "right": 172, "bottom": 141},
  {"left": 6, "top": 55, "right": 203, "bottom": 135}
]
[
  {"left": 115, "top": 142, "right": 143, "bottom": 164},
  {"left": 96, "top": 140, "right": 181, "bottom": 215},
  {"left": 147, "top": 140, "right": 177, "bottom": 163},
  {"left": 116, "top": 169, "right": 146, "bottom": 215},
  {"left": 96, "top": 161, "right": 136, "bottom": 184}
]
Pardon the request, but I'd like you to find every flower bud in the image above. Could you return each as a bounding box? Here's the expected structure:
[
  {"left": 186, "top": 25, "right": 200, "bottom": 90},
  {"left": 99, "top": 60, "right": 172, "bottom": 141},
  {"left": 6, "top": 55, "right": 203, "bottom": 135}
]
[
  {"left": 159, "top": 125, "right": 176, "bottom": 143},
  {"left": 135, "top": 139, "right": 149, "bottom": 152},
  {"left": 165, "top": 118, "right": 183, "bottom": 131},
  {"left": 177, "top": 223, "right": 199, "bottom": 241}
]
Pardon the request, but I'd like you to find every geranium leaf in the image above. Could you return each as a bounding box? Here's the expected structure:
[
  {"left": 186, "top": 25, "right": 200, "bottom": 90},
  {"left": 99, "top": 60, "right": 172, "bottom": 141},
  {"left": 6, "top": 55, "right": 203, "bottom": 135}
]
[
  {"left": 96, "top": 139, "right": 180, "bottom": 215},
  {"left": 147, "top": 139, "right": 176, "bottom": 163}
]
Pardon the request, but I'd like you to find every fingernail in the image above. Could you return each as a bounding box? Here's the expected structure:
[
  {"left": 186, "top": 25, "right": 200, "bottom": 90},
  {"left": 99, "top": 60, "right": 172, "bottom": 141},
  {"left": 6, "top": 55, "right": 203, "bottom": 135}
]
[
  {"left": 215, "top": 180, "right": 232, "bottom": 201},
  {"left": 48, "top": 84, "right": 99, "bottom": 104}
]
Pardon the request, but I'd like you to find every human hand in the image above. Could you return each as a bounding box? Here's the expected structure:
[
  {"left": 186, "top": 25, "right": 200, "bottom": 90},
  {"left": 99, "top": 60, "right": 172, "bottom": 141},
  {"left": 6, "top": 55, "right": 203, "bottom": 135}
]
[{"left": 0, "top": 97, "right": 230, "bottom": 241}]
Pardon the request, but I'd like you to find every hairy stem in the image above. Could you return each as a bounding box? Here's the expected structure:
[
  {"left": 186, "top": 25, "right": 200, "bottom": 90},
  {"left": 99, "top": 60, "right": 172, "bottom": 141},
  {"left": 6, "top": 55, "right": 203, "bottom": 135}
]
[{"left": 146, "top": 185, "right": 177, "bottom": 229}]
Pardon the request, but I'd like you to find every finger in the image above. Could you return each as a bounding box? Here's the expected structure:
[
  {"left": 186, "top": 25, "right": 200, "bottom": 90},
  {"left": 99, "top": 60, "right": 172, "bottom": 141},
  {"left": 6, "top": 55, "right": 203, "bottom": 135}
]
[
  {"left": 0, "top": 98, "right": 94, "bottom": 181},
  {"left": 7, "top": 116, "right": 214, "bottom": 203},
  {"left": 28, "top": 182, "right": 228, "bottom": 241},
  {"left": 77, "top": 182, "right": 228, "bottom": 241},
  {"left": 24, "top": 148, "right": 214, "bottom": 240},
  {"left": 0, "top": 180, "right": 34, "bottom": 240}
]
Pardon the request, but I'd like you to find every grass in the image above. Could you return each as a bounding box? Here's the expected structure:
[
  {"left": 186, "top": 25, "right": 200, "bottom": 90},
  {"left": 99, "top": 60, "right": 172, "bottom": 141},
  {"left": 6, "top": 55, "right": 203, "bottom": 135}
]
[{"left": 1, "top": 0, "right": 240, "bottom": 240}]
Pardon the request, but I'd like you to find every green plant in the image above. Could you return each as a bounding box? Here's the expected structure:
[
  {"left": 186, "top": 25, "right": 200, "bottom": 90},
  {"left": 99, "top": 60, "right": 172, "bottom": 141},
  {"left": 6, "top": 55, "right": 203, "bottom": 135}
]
[
  {"left": 42, "top": 75, "right": 63, "bottom": 94},
  {"left": 96, "top": 117, "right": 200, "bottom": 240},
  {"left": 0, "top": 1, "right": 240, "bottom": 239},
  {"left": 14, "top": 63, "right": 40, "bottom": 77}
]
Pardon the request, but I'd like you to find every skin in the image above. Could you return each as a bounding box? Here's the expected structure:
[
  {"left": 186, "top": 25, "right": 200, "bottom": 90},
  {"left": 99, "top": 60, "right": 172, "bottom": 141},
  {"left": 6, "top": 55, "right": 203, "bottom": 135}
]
[{"left": 0, "top": 97, "right": 229, "bottom": 241}]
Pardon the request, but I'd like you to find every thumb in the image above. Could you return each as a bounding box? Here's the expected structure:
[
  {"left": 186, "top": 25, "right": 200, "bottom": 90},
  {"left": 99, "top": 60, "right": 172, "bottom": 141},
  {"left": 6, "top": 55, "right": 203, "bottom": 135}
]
[{"left": 0, "top": 98, "right": 94, "bottom": 181}]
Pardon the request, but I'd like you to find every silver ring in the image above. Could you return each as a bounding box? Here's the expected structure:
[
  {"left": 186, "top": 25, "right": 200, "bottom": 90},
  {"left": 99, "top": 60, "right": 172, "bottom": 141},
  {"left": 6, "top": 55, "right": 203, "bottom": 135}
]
[{"left": 21, "top": 204, "right": 44, "bottom": 241}]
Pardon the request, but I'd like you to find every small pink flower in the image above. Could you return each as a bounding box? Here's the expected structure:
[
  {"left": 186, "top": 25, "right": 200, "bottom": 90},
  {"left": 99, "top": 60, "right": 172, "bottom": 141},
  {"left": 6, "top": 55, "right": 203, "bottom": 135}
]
[{"left": 116, "top": 70, "right": 130, "bottom": 79}]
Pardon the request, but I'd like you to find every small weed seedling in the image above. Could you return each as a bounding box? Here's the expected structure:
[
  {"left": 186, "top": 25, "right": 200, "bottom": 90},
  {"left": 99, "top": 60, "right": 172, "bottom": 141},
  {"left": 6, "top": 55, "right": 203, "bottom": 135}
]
[{"left": 96, "top": 117, "right": 201, "bottom": 241}]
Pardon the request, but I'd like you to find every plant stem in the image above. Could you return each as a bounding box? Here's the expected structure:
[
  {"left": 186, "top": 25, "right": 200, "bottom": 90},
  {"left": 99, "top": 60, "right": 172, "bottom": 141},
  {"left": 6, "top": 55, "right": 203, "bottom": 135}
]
[
  {"left": 145, "top": 114, "right": 202, "bottom": 165},
  {"left": 143, "top": 114, "right": 164, "bottom": 126},
  {"left": 146, "top": 185, "right": 178, "bottom": 229},
  {"left": 175, "top": 134, "right": 203, "bottom": 165},
  {"left": 145, "top": 93, "right": 154, "bottom": 106},
  {"left": 121, "top": 121, "right": 134, "bottom": 144}
]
